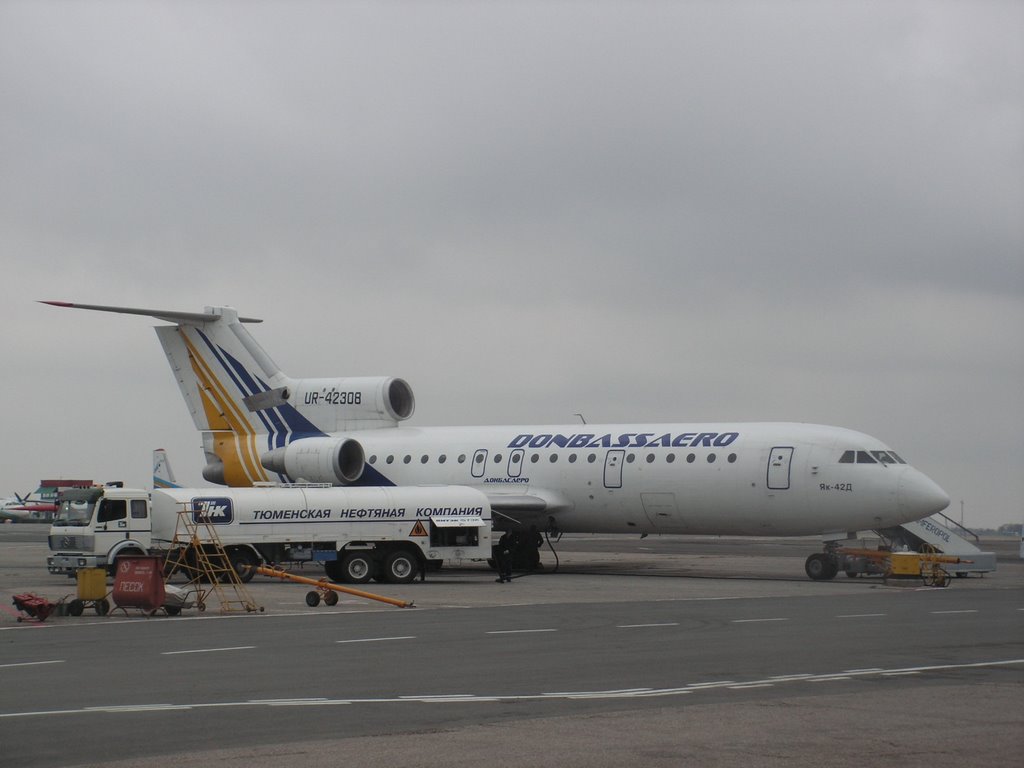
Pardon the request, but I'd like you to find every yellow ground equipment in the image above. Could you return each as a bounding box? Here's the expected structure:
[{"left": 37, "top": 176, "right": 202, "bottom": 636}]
[
  {"left": 67, "top": 567, "right": 110, "bottom": 616},
  {"left": 256, "top": 566, "right": 414, "bottom": 608},
  {"left": 838, "top": 547, "right": 971, "bottom": 587}
]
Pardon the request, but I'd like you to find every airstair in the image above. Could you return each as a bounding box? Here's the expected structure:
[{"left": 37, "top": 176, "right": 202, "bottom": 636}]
[
  {"left": 163, "top": 503, "right": 262, "bottom": 614},
  {"left": 877, "top": 511, "right": 997, "bottom": 575}
]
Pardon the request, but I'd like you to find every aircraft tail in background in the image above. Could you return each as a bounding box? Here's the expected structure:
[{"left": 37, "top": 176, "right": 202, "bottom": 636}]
[{"left": 153, "top": 448, "right": 180, "bottom": 489}]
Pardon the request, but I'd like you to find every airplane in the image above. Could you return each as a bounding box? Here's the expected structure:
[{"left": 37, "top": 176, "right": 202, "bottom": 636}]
[
  {"left": 42, "top": 301, "right": 951, "bottom": 580},
  {"left": 153, "top": 448, "right": 181, "bottom": 489},
  {"left": 0, "top": 495, "right": 56, "bottom": 523}
]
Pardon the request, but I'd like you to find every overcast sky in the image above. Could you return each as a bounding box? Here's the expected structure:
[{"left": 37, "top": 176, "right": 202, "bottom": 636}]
[{"left": 1, "top": 2, "right": 1020, "bottom": 528}]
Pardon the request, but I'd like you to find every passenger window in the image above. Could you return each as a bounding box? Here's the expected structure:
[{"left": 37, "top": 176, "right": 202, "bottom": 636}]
[
  {"left": 839, "top": 450, "right": 855, "bottom": 463},
  {"left": 549, "top": 454, "right": 558, "bottom": 463},
  {"left": 856, "top": 451, "right": 877, "bottom": 464},
  {"left": 686, "top": 454, "right": 696, "bottom": 463},
  {"left": 130, "top": 499, "right": 148, "bottom": 519},
  {"left": 646, "top": 454, "right": 655, "bottom": 463},
  {"left": 403, "top": 455, "right": 412, "bottom": 464},
  {"left": 666, "top": 454, "right": 676, "bottom": 463},
  {"left": 439, "top": 455, "right": 447, "bottom": 464},
  {"left": 369, "top": 455, "right": 377, "bottom": 464},
  {"left": 587, "top": 454, "right": 596, "bottom": 463},
  {"left": 568, "top": 454, "right": 577, "bottom": 463},
  {"left": 421, "top": 455, "right": 429, "bottom": 464},
  {"left": 707, "top": 453, "right": 716, "bottom": 463},
  {"left": 97, "top": 499, "right": 127, "bottom": 523},
  {"left": 531, "top": 454, "right": 540, "bottom": 463},
  {"left": 458, "top": 454, "right": 466, "bottom": 463},
  {"left": 728, "top": 453, "right": 737, "bottom": 463},
  {"left": 494, "top": 453, "right": 503, "bottom": 463},
  {"left": 626, "top": 453, "right": 635, "bottom": 463},
  {"left": 386, "top": 455, "right": 395, "bottom": 464}
]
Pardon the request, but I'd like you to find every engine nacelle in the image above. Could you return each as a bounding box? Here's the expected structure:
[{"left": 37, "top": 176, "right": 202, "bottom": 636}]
[
  {"left": 285, "top": 377, "right": 415, "bottom": 431},
  {"left": 261, "top": 437, "right": 365, "bottom": 485}
]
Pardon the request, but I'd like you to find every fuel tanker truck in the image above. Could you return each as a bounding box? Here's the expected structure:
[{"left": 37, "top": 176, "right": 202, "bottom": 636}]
[{"left": 47, "top": 483, "right": 492, "bottom": 584}]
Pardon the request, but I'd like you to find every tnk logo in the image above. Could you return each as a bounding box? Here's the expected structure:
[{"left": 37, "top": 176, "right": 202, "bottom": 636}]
[{"left": 191, "top": 497, "right": 234, "bottom": 525}]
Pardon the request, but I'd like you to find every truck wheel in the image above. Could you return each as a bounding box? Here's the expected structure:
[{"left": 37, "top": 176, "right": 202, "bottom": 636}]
[
  {"left": 382, "top": 550, "right": 418, "bottom": 584},
  {"left": 228, "top": 549, "right": 259, "bottom": 583},
  {"left": 340, "top": 552, "right": 374, "bottom": 584},
  {"left": 323, "top": 559, "right": 343, "bottom": 582}
]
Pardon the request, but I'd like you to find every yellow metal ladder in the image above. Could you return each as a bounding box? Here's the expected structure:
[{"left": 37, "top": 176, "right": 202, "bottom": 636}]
[{"left": 163, "top": 503, "right": 262, "bottom": 614}]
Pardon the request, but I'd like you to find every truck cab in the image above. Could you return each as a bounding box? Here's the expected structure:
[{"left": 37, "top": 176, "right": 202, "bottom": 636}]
[{"left": 47, "top": 486, "right": 152, "bottom": 575}]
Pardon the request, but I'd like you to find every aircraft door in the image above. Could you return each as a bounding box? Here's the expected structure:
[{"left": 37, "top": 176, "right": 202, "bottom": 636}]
[
  {"left": 471, "top": 449, "right": 488, "bottom": 479},
  {"left": 507, "top": 449, "right": 524, "bottom": 478},
  {"left": 604, "top": 449, "right": 624, "bottom": 489},
  {"left": 767, "top": 447, "right": 794, "bottom": 490}
]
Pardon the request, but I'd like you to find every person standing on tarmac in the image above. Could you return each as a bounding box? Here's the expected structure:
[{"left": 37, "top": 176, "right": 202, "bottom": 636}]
[{"left": 495, "top": 531, "right": 513, "bottom": 583}]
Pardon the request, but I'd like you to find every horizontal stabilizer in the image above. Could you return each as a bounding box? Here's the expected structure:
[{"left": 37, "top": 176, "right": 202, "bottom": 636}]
[{"left": 40, "top": 301, "right": 262, "bottom": 324}]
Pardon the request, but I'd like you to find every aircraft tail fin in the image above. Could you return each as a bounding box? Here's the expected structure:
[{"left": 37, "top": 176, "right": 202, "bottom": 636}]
[
  {"left": 153, "top": 449, "right": 180, "bottom": 489},
  {"left": 43, "top": 302, "right": 291, "bottom": 486}
]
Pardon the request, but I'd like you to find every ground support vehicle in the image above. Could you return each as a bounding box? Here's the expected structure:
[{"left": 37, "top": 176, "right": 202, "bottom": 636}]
[
  {"left": 837, "top": 547, "right": 970, "bottom": 587},
  {"left": 47, "top": 484, "right": 492, "bottom": 584}
]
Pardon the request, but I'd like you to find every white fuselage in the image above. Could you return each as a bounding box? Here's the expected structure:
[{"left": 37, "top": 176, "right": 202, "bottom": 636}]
[{"left": 322, "top": 421, "right": 948, "bottom": 537}]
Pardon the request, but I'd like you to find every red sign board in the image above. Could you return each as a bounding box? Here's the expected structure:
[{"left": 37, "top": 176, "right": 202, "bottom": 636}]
[{"left": 112, "top": 555, "right": 166, "bottom": 612}]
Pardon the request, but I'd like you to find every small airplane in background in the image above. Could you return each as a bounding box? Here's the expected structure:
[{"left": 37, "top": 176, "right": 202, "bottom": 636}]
[
  {"left": 1, "top": 480, "right": 94, "bottom": 523},
  {"left": 44, "top": 301, "right": 951, "bottom": 580},
  {"left": 0, "top": 493, "right": 56, "bottom": 523}
]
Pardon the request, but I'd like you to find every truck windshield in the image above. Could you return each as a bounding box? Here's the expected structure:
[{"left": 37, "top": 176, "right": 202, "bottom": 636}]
[{"left": 55, "top": 499, "right": 96, "bottom": 527}]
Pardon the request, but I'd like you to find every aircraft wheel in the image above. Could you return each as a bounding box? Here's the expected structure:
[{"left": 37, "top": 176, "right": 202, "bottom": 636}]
[{"left": 805, "top": 553, "right": 837, "bottom": 581}]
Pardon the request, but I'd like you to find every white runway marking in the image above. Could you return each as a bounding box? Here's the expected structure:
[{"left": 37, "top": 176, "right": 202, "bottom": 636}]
[
  {"left": 161, "top": 646, "right": 255, "bottom": 655},
  {"left": 0, "top": 660, "right": 64, "bottom": 669},
  {"left": 2, "top": 658, "right": 1020, "bottom": 720},
  {"left": 617, "top": 622, "right": 679, "bottom": 628},
  {"left": 336, "top": 636, "right": 416, "bottom": 644},
  {"left": 486, "top": 628, "right": 557, "bottom": 634},
  {"left": 930, "top": 610, "right": 978, "bottom": 615},
  {"left": 732, "top": 617, "right": 789, "bottom": 623},
  {"left": 836, "top": 613, "right": 887, "bottom": 618}
]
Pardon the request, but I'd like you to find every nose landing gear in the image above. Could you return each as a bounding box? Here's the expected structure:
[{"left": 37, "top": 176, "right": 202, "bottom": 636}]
[{"left": 805, "top": 551, "right": 839, "bottom": 581}]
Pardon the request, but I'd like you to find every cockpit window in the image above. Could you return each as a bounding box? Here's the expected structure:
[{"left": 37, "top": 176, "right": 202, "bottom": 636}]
[{"left": 840, "top": 449, "right": 907, "bottom": 465}]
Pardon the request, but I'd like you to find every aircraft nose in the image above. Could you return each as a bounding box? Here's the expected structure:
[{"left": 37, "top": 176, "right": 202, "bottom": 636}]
[{"left": 898, "top": 470, "right": 950, "bottom": 520}]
